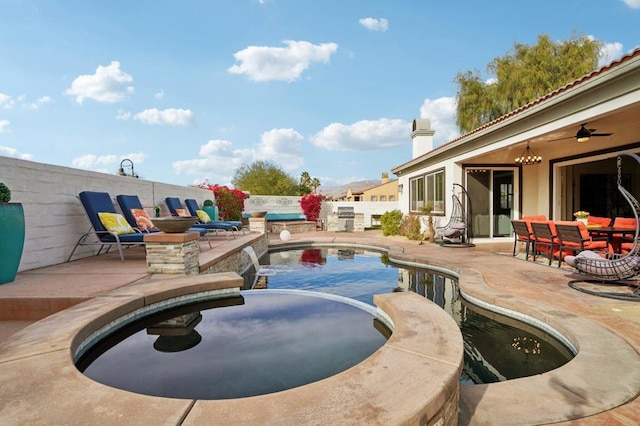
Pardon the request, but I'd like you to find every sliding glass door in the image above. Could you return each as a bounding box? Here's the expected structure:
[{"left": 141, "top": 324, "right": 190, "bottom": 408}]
[{"left": 465, "top": 168, "right": 517, "bottom": 238}]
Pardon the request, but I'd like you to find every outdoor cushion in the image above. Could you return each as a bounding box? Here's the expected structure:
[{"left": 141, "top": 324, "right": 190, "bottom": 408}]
[
  {"left": 196, "top": 209, "right": 212, "bottom": 223},
  {"left": 98, "top": 212, "right": 135, "bottom": 235},
  {"left": 130, "top": 208, "right": 157, "bottom": 232},
  {"left": 176, "top": 208, "right": 191, "bottom": 217}
]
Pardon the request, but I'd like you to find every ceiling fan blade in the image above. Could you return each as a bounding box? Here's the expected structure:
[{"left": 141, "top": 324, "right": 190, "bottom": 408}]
[
  {"left": 546, "top": 136, "right": 574, "bottom": 143},
  {"left": 590, "top": 133, "right": 613, "bottom": 137}
]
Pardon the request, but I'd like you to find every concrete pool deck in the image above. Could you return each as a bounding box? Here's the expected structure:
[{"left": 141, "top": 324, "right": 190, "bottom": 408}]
[{"left": 1, "top": 229, "right": 640, "bottom": 424}]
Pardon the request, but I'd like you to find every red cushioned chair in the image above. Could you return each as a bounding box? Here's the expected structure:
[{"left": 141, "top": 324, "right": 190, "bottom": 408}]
[
  {"left": 530, "top": 221, "right": 560, "bottom": 265},
  {"left": 555, "top": 221, "right": 611, "bottom": 267}
]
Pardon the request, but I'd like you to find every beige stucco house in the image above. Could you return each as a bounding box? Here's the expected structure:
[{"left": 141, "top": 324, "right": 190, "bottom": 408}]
[
  {"left": 361, "top": 173, "right": 399, "bottom": 202},
  {"left": 392, "top": 47, "right": 640, "bottom": 240}
]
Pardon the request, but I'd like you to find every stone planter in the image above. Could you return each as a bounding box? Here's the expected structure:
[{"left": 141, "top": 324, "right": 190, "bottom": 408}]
[{"left": 0, "top": 203, "right": 25, "bottom": 284}]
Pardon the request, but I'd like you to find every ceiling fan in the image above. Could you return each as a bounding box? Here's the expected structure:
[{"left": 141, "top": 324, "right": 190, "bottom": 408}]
[{"left": 547, "top": 123, "right": 613, "bottom": 143}]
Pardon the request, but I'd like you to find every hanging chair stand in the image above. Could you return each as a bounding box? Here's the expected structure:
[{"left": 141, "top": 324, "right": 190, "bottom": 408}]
[
  {"left": 567, "top": 151, "right": 640, "bottom": 301},
  {"left": 436, "top": 183, "right": 475, "bottom": 248}
]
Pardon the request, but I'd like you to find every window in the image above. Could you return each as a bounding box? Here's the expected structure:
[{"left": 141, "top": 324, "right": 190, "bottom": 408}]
[
  {"left": 389, "top": 195, "right": 395, "bottom": 202},
  {"left": 380, "top": 195, "right": 386, "bottom": 201},
  {"left": 410, "top": 169, "right": 445, "bottom": 214},
  {"left": 370, "top": 195, "right": 377, "bottom": 201}
]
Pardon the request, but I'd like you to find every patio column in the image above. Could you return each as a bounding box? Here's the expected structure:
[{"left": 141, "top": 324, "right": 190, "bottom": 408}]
[{"left": 144, "top": 232, "right": 200, "bottom": 275}]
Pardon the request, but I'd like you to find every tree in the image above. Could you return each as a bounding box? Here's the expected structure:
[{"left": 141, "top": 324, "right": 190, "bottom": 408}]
[
  {"left": 232, "top": 161, "right": 299, "bottom": 195},
  {"left": 299, "top": 171, "right": 321, "bottom": 195},
  {"left": 455, "top": 33, "right": 602, "bottom": 133},
  {"left": 299, "top": 171, "right": 312, "bottom": 195},
  {"left": 311, "top": 177, "right": 321, "bottom": 193}
]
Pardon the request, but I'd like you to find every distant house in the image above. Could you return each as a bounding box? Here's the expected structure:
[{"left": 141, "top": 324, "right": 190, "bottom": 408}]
[
  {"left": 392, "top": 47, "right": 640, "bottom": 240},
  {"left": 362, "top": 173, "right": 398, "bottom": 202}
]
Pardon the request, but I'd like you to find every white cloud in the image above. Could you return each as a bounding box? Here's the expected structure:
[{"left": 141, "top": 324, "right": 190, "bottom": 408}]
[
  {"left": 26, "top": 96, "right": 52, "bottom": 110},
  {"left": 65, "top": 61, "right": 134, "bottom": 104},
  {"left": 71, "top": 152, "right": 147, "bottom": 173},
  {"left": 173, "top": 139, "right": 253, "bottom": 180},
  {"left": 0, "top": 145, "right": 33, "bottom": 160},
  {"left": 0, "top": 94, "right": 52, "bottom": 110},
  {"left": 172, "top": 129, "right": 304, "bottom": 182},
  {"left": 115, "top": 109, "right": 131, "bottom": 120},
  {"left": 419, "top": 96, "right": 460, "bottom": 147},
  {"left": 228, "top": 40, "right": 338, "bottom": 82},
  {"left": 358, "top": 18, "right": 388, "bottom": 32},
  {"left": 133, "top": 108, "right": 194, "bottom": 126},
  {"left": 310, "top": 118, "right": 410, "bottom": 151},
  {"left": 622, "top": 0, "right": 640, "bottom": 8},
  {"left": 257, "top": 128, "right": 304, "bottom": 170},
  {"left": 154, "top": 89, "right": 165, "bottom": 99},
  {"left": 0, "top": 94, "right": 15, "bottom": 109},
  {"left": 598, "top": 42, "right": 625, "bottom": 67},
  {"left": 0, "top": 120, "right": 9, "bottom": 133}
]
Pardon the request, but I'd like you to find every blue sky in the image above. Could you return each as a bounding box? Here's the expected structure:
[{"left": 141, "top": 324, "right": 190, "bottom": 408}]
[{"left": 1, "top": 0, "right": 639, "bottom": 189}]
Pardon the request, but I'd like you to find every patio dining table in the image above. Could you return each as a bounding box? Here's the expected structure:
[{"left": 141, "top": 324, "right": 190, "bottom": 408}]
[{"left": 587, "top": 226, "right": 636, "bottom": 252}]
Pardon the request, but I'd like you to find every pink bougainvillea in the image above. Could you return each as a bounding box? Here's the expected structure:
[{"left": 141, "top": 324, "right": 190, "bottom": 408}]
[
  {"left": 198, "top": 182, "right": 247, "bottom": 221},
  {"left": 299, "top": 193, "right": 323, "bottom": 222}
]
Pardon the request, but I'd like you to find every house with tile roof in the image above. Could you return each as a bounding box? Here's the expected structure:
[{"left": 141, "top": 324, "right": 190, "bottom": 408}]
[{"left": 392, "top": 47, "right": 640, "bottom": 240}]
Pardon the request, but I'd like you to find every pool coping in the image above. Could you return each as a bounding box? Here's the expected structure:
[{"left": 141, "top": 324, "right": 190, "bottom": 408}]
[
  {"left": 0, "top": 271, "right": 464, "bottom": 425},
  {"left": 271, "top": 240, "right": 640, "bottom": 425},
  {"left": 2, "top": 236, "right": 640, "bottom": 424}
]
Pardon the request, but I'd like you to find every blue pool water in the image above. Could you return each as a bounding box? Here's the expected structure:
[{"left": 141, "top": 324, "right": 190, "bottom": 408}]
[{"left": 261, "top": 247, "right": 573, "bottom": 384}]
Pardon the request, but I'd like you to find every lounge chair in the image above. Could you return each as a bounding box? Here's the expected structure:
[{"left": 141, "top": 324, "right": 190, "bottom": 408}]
[
  {"left": 165, "top": 197, "right": 238, "bottom": 237},
  {"left": 116, "top": 194, "right": 211, "bottom": 248},
  {"left": 67, "top": 191, "right": 146, "bottom": 262},
  {"left": 184, "top": 198, "right": 245, "bottom": 233}
]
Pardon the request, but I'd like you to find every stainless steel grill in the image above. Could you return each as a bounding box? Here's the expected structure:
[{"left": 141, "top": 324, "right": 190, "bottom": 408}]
[{"left": 337, "top": 207, "right": 355, "bottom": 232}]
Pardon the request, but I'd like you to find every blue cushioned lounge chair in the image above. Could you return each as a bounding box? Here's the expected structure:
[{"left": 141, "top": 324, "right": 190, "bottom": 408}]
[
  {"left": 116, "top": 194, "right": 211, "bottom": 248},
  {"left": 165, "top": 197, "right": 238, "bottom": 238},
  {"left": 184, "top": 198, "right": 245, "bottom": 234},
  {"left": 67, "top": 191, "right": 146, "bottom": 262}
]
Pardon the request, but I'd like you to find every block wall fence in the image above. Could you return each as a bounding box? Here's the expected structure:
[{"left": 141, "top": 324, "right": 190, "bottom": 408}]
[{"left": 1, "top": 156, "right": 399, "bottom": 273}]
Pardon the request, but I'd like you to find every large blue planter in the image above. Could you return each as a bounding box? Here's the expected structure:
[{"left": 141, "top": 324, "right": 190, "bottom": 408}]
[{"left": 0, "top": 203, "right": 25, "bottom": 284}]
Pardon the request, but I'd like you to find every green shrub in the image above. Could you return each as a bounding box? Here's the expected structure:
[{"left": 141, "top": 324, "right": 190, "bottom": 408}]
[
  {"left": 0, "top": 183, "right": 10, "bottom": 203},
  {"left": 380, "top": 209, "right": 403, "bottom": 236},
  {"left": 401, "top": 214, "right": 423, "bottom": 240}
]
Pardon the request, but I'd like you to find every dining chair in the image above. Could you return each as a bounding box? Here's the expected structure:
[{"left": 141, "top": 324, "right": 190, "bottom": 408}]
[
  {"left": 530, "top": 221, "right": 559, "bottom": 265},
  {"left": 510, "top": 220, "right": 534, "bottom": 260},
  {"left": 555, "top": 221, "right": 611, "bottom": 267}
]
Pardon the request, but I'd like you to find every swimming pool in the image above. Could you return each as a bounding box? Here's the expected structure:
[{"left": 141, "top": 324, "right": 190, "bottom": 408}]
[{"left": 259, "top": 247, "right": 573, "bottom": 384}]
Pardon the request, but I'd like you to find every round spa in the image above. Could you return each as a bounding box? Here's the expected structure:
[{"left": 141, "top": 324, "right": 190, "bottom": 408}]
[{"left": 75, "top": 290, "right": 389, "bottom": 400}]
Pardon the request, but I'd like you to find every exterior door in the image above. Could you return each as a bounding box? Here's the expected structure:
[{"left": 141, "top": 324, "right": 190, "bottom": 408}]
[{"left": 465, "top": 168, "right": 516, "bottom": 238}]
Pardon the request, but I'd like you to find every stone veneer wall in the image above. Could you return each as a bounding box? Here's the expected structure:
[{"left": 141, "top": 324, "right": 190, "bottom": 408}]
[
  {"left": 326, "top": 213, "right": 365, "bottom": 232},
  {"left": 145, "top": 232, "right": 201, "bottom": 275}
]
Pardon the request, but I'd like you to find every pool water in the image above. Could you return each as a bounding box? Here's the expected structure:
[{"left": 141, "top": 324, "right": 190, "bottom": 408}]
[
  {"left": 77, "top": 291, "right": 388, "bottom": 399},
  {"left": 262, "top": 247, "right": 573, "bottom": 384}
]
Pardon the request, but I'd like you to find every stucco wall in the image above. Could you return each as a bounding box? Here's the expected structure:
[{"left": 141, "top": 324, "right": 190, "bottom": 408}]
[
  {"left": 1, "top": 156, "right": 216, "bottom": 272},
  {"left": 321, "top": 201, "right": 399, "bottom": 228}
]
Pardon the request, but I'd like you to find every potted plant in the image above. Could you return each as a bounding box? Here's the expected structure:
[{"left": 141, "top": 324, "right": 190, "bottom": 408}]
[
  {"left": 202, "top": 199, "right": 219, "bottom": 222},
  {"left": 420, "top": 202, "right": 435, "bottom": 243},
  {"left": 0, "top": 182, "right": 25, "bottom": 284},
  {"left": 573, "top": 210, "right": 590, "bottom": 225}
]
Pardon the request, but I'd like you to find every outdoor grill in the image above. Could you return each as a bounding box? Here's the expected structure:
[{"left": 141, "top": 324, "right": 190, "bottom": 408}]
[{"left": 336, "top": 206, "right": 355, "bottom": 232}]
